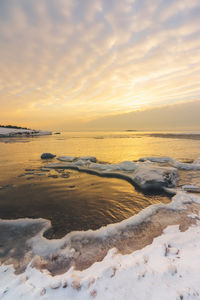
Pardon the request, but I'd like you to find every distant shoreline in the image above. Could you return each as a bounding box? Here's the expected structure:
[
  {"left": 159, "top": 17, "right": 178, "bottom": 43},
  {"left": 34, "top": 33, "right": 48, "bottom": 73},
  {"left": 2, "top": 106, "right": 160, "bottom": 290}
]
[
  {"left": 0, "top": 125, "right": 32, "bottom": 130},
  {"left": 0, "top": 126, "right": 52, "bottom": 138}
]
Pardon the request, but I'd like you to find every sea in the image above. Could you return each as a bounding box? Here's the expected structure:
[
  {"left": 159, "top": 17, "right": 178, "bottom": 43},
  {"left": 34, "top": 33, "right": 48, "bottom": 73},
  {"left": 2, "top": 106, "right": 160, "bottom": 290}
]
[{"left": 0, "top": 130, "right": 200, "bottom": 239}]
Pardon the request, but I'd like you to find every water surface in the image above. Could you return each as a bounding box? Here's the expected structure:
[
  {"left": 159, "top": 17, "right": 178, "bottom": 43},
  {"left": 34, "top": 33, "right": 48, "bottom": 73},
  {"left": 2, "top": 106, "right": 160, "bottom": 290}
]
[{"left": 0, "top": 131, "right": 200, "bottom": 237}]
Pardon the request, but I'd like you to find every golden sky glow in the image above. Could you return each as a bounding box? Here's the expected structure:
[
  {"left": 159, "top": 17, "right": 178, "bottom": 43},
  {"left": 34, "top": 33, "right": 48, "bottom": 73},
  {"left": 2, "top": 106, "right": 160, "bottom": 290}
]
[{"left": 0, "top": 0, "right": 200, "bottom": 130}]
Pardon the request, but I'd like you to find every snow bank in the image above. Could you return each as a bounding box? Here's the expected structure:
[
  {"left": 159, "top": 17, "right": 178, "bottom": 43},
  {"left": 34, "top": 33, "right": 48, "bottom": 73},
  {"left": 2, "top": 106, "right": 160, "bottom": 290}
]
[
  {"left": 1, "top": 192, "right": 200, "bottom": 275},
  {"left": 0, "top": 127, "right": 51, "bottom": 137},
  {"left": 1, "top": 215, "right": 200, "bottom": 299}
]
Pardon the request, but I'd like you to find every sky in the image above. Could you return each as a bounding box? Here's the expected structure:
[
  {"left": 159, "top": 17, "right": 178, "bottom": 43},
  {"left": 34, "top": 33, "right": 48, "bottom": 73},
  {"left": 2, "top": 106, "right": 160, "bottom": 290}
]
[{"left": 0, "top": 0, "right": 200, "bottom": 130}]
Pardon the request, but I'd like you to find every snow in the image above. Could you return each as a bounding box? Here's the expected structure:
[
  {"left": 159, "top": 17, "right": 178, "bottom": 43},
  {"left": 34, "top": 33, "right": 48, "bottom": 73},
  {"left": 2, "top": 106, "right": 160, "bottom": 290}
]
[
  {"left": 139, "top": 156, "right": 174, "bottom": 163},
  {"left": 193, "top": 158, "right": 200, "bottom": 165},
  {"left": 48, "top": 156, "right": 200, "bottom": 179},
  {"left": 173, "top": 161, "right": 200, "bottom": 170},
  {"left": 0, "top": 127, "right": 51, "bottom": 137},
  {"left": 140, "top": 156, "right": 200, "bottom": 170},
  {"left": 57, "top": 156, "right": 77, "bottom": 162},
  {"left": 47, "top": 158, "right": 177, "bottom": 190},
  {"left": 1, "top": 217, "right": 200, "bottom": 299},
  {"left": 1, "top": 152, "right": 200, "bottom": 299},
  {"left": 79, "top": 156, "right": 97, "bottom": 162},
  {"left": 131, "top": 164, "right": 178, "bottom": 189},
  {"left": 181, "top": 185, "right": 200, "bottom": 193}
]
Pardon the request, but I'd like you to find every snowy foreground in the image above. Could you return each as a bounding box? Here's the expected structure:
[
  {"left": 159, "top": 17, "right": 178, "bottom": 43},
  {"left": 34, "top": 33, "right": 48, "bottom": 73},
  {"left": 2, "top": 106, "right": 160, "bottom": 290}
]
[
  {"left": 0, "top": 127, "right": 51, "bottom": 137},
  {"left": 1, "top": 192, "right": 200, "bottom": 300},
  {"left": 1, "top": 155, "right": 200, "bottom": 299},
  {"left": 1, "top": 223, "right": 200, "bottom": 300}
]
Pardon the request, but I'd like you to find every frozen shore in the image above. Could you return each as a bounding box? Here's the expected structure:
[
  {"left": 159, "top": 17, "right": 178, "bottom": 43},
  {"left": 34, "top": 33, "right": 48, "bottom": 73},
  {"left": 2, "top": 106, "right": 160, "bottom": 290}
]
[
  {"left": 0, "top": 127, "right": 51, "bottom": 137},
  {"left": 1, "top": 192, "right": 200, "bottom": 299},
  {"left": 1, "top": 155, "right": 200, "bottom": 299},
  {"left": 46, "top": 155, "right": 200, "bottom": 192}
]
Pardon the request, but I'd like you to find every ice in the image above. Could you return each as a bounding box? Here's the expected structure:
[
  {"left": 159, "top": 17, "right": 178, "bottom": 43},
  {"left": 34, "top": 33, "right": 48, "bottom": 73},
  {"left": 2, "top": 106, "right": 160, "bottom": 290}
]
[
  {"left": 140, "top": 156, "right": 200, "bottom": 170},
  {"left": 173, "top": 161, "right": 200, "bottom": 170},
  {"left": 181, "top": 185, "right": 200, "bottom": 193},
  {"left": 47, "top": 158, "right": 177, "bottom": 190},
  {"left": 106, "top": 161, "right": 138, "bottom": 171},
  {"left": 88, "top": 162, "right": 110, "bottom": 170},
  {"left": 131, "top": 164, "right": 178, "bottom": 189},
  {"left": 193, "top": 157, "right": 200, "bottom": 165},
  {"left": 139, "top": 156, "right": 174, "bottom": 163},
  {"left": 79, "top": 156, "right": 97, "bottom": 162},
  {"left": 57, "top": 156, "right": 76, "bottom": 162},
  {"left": 1, "top": 153, "right": 200, "bottom": 298},
  {"left": 1, "top": 213, "right": 200, "bottom": 299},
  {"left": 1, "top": 192, "right": 200, "bottom": 275}
]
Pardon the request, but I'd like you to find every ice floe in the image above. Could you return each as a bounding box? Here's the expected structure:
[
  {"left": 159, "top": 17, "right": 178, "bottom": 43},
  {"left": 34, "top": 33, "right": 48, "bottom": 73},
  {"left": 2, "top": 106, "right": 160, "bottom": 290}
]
[
  {"left": 131, "top": 164, "right": 178, "bottom": 190},
  {"left": 140, "top": 156, "right": 200, "bottom": 170},
  {"left": 46, "top": 157, "right": 178, "bottom": 191},
  {"left": 139, "top": 156, "right": 174, "bottom": 163},
  {"left": 181, "top": 185, "right": 200, "bottom": 193},
  {"left": 57, "top": 156, "right": 77, "bottom": 162}
]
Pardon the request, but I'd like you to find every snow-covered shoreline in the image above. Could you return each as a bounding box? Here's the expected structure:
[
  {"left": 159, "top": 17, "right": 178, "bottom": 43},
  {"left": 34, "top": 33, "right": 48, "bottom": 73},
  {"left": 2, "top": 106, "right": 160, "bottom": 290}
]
[
  {"left": 1, "top": 192, "right": 200, "bottom": 299},
  {"left": 1, "top": 223, "right": 200, "bottom": 300},
  {"left": 1, "top": 154, "right": 200, "bottom": 299},
  {"left": 0, "top": 127, "right": 52, "bottom": 137}
]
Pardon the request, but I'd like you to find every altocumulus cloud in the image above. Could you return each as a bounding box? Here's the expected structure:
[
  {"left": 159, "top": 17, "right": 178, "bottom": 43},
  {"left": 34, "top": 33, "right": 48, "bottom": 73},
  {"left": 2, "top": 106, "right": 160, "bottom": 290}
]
[{"left": 0, "top": 0, "right": 200, "bottom": 129}]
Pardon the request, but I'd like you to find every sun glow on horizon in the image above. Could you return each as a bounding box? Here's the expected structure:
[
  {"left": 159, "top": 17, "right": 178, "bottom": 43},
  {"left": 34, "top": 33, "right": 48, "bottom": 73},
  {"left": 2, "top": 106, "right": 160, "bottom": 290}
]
[{"left": 0, "top": 0, "right": 200, "bottom": 130}]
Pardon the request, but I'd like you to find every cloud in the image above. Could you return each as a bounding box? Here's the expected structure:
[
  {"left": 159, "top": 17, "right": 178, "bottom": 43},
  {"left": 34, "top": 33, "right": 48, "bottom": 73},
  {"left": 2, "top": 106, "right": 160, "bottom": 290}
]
[
  {"left": 84, "top": 100, "right": 200, "bottom": 131},
  {"left": 0, "top": 0, "right": 200, "bottom": 129}
]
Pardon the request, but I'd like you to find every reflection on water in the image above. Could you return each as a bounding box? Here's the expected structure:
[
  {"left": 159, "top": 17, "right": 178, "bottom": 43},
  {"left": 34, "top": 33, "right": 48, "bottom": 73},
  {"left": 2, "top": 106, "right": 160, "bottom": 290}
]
[
  {"left": 0, "top": 131, "right": 200, "bottom": 237},
  {"left": 0, "top": 170, "right": 170, "bottom": 238},
  {"left": 1, "top": 131, "right": 200, "bottom": 185}
]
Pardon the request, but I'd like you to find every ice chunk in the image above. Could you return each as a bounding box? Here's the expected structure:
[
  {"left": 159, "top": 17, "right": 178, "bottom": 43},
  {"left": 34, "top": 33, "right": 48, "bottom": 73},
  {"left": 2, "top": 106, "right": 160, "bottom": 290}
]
[
  {"left": 132, "top": 164, "right": 178, "bottom": 189},
  {"left": 88, "top": 162, "right": 110, "bottom": 170},
  {"left": 139, "top": 156, "right": 200, "bottom": 170},
  {"left": 193, "top": 157, "right": 200, "bottom": 165},
  {"left": 79, "top": 156, "right": 97, "bottom": 162},
  {"left": 173, "top": 160, "right": 200, "bottom": 170},
  {"left": 139, "top": 156, "right": 174, "bottom": 163},
  {"left": 57, "top": 156, "right": 76, "bottom": 162},
  {"left": 74, "top": 159, "right": 87, "bottom": 166},
  {"left": 116, "top": 161, "right": 138, "bottom": 171},
  {"left": 181, "top": 185, "right": 200, "bottom": 193}
]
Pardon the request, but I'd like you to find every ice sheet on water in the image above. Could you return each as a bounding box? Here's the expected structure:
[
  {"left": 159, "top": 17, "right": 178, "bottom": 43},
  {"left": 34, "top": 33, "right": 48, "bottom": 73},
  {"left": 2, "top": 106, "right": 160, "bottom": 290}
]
[
  {"left": 47, "top": 157, "right": 179, "bottom": 190},
  {"left": 140, "top": 156, "right": 200, "bottom": 170}
]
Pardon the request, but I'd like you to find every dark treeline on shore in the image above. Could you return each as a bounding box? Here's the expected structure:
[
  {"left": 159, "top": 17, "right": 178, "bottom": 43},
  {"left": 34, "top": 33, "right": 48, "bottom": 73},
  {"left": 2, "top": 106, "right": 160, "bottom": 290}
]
[{"left": 0, "top": 125, "right": 31, "bottom": 130}]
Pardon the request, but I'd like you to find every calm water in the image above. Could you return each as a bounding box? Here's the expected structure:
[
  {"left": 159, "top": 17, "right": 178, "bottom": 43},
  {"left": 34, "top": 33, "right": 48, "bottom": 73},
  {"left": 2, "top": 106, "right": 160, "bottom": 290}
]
[{"left": 0, "top": 131, "right": 200, "bottom": 238}]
